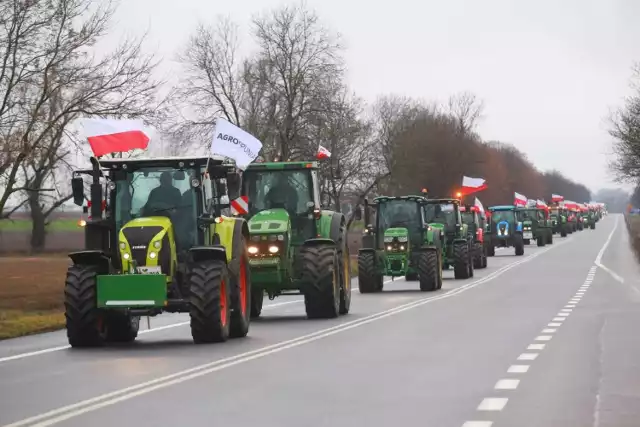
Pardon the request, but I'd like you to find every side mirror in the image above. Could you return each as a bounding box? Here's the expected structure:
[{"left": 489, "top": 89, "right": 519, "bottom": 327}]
[
  {"left": 227, "top": 172, "right": 241, "bottom": 200},
  {"left": 71, "top": 177, "right": 84, "bottom": 206},
  {"left": 354, "top": 206, "right": 362, "bottom": 221},
  {"left": 216, "top": 181, "right": 228, "bottom": 197}
]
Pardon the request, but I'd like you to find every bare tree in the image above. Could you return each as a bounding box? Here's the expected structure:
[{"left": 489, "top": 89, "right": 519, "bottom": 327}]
[
  {"left": 0, "top": 0, "right": 162, "bottom": 217},
  {"left": 609, "top": 64, "right": 640, "bottom": 183},
  {"left": 446, "top": 91, "right": 485, "bottom": 136}
]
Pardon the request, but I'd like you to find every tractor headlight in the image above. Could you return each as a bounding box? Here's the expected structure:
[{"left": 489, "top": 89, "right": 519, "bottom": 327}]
[
  {"left": 387, "top": 245, "right": 392, "bottom": 251},
  {"left": 248, "top": 246, "right": 259, "bottom": 254},
  {"left": 277, "top": 234, "right": 284, "bottom": 241},
  {"left": 119, "top": 242, "right": 126, "bottom": 250},
  {"left": 123, "top": 253, "right": 130, "bottom": 260},
  {"left": 398, "top": 236, "right": 408, "bottom": 242},
  {"left": 400, "top": 245, "right": 405, "bottom": 250},
  {"left": 268, "top": 245, "right": 279, "bottom": 254},
  {"left": 153, "top": 241, "right": 161, "bottom": 249},
  {"left": 149, "top": 252, "right": 157, "bottom": 259}
]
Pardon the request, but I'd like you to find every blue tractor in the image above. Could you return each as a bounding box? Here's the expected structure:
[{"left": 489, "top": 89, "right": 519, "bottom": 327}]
[{"left": 486, "top": 205, "right": 525, "bottom": 256}]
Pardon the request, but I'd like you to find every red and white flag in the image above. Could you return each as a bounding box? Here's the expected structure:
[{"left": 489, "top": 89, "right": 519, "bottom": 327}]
[
  {"left": 474, "top": 197, "right": 485, "bottom": 213},
  {"left": 317, "top": 145, "right": 331, "bottom": 159},
  {"left": 551, "top": 194, "right": 564, "bottom": 202},
  {"left": 461, "top": 176, "right": 487, "bottom": 195},
  {"left": 230, "top": 196, "right": 249, "bottom": 215},
  {"left": 81, "top": 118, "right": 149, "bottom": 157},
  {"left": 514, "top": 192, "right": 527, "bottom": 206}
]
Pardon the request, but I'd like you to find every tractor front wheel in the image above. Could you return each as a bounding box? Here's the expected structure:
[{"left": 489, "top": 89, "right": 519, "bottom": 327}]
[
  {"left": 547, "top": 230, "right": 553, "bottom": 244},
  {"left": 487, "top": 243, "right": 495, "bottom": 257},
  {"left": 105, "top": 313, "right": 139, "bottom": 343},
  {"left": 453, "top": 242, "right": 471, "bottom": 279},
  {"left": 358, "top": 252, "right": 383, "bottom": 293},
  {"left": 301, "top": 245, "right": 340, "bottom": 319},
  {"left": 536, "top": 234, "right": 546, "bottom": 247},
  {"left": 591, "top": 223, "right": 596, "bottom": 230},
  {"left": 64, "top": 265, "right": 105, "bottom": 347},
  {"left": 251, "top": 289, "right": 264, "bottom": 319},
  {"left": 230, "top": 244, "right": 251, "bottom": 338},
  {"left": 417, "top": 249, "right": 440, "bottom": 291},
  {"left": 514, "top": 234, "right": 525, "bottom": 256},
  {"left": 189, "top": 260, "right": 231, "bottom": 344}
]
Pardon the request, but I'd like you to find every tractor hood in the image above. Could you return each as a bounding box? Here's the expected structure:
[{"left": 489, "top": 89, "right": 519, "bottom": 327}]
[
  {"left": 384, "top": 227, "right": 409, "bottom": 239},
  {"left": 248, "top": 208, "right": 290, "bottom": 234},
  {"left": 428, "top": 223, "right": 445, "bottom": 231}
]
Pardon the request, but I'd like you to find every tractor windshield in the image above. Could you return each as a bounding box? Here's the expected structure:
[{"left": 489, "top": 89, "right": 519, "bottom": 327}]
[
  {"left": 377, "top": 200, "right": 422, "bottom": 245},
  {"left": 517, "top": 209, "right": 537, "bottom": 222},
  {"left": 461, "top": 212, "right": 475, "bottom": 225},
  {"left": 423, "top": 203, "right": 457, "bottom": 230},
  {"left": 242, "top": 169, "right": 313, "bottom": 216},
  {"left": 115, "top": 167, "right": 200, "bottom": 248},
  {"left": 491, "top": 210, "right": 515, "bottom": 223}
]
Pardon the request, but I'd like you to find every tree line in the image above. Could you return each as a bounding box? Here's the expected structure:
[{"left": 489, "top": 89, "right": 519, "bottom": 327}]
[{"left": 0, "top": 0, "right": 591, "bottom": 252}]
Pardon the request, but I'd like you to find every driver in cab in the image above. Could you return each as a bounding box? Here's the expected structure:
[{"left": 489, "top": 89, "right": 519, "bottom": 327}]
[
  {"left": 143, "top": 171, "right": 182, "bottom": 216},
  {"left": 265, "top": 175, "right": 299, "bottom": 213}
]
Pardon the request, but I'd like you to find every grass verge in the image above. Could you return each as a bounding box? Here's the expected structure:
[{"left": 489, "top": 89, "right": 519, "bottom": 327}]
[{"left": 0, "top": 256, "right": 69, "bottom": 340}]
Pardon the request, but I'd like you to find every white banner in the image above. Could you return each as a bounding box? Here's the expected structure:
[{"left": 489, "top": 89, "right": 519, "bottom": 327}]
[{"left": 211, "top": 118, "right": 263, "bottom": 170}]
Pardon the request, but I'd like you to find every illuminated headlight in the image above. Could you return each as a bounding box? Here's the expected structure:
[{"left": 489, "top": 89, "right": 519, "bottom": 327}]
[
  {"left": 149, "top": 252, "right": 157, "bottom": 259},
  {"left": 248, "top": 246, "right": 259, "bottom": 254},
  {"left": 268, "top": 245, "right": 279, "bottom": 254},
  {"left": 384, "top": 236, "right": 393, "bottom": 243},
  {"left": 153, "top": 241, "right": 161, "bottom": 249},
  {"left": 397, "top": 236, "right": 408, "bottom": 242},
  {"left": 119, "top": 242, "right": 126, "bottom": 250},
  {"left": 399, "top": 245, "right": 405, "bottom": 250},
  {"left": 387, "top": 245, "right": 392, "bottom": 251},
  {"left": 123, "top": 253, "right": 130, "bottom": 260}
]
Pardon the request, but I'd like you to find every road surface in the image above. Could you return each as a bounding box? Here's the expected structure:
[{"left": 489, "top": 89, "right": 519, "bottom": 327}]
[{"left": 0, "top": 214, "right": 638, "bottom": 427}]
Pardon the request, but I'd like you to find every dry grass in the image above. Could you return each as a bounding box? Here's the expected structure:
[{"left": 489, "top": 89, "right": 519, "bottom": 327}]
[{"left": 0, "top": 255, "right": 70, "bottom": 340}]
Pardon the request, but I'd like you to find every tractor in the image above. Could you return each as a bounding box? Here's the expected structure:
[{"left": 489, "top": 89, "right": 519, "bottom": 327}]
[
  {"left": 516, "top": 205, "right": 553, "bottom": 246},
  {"left": 240, "top": 161, "right": 351, "bottom": 319},
  {"left": 64, "top": 156, "right": 251, "bottom": 347},
  {"left": 460, "top": 205, "right": 488, "bottom": 269},
  {"left": 356, "top": 195, "right": 443, "bottom": 292},
  {"left": 549, "top": 205, "right": 569, "bottom": 237},
  {"left": 423, "top": 198, "right": 475, "bottom": 279},
  {"left": 486, "top": 205, "right": 525, "bottom": 256}
]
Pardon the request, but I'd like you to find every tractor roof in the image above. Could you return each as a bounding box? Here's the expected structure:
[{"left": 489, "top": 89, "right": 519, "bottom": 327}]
[
  {"left": 245, "top": 161, "right": 318, "bottom": 170},
  {"left": 424, "top": 198, "right": 459, "bottom": 205},
  {"left": 372, "top": 195, "right": 426, "bottom": 203},
  {"left": 489, "top": 205, "right": 516, "bottom": 211},
  {"left": 99, "top": 156, "right": 229, "bottom": 170}
]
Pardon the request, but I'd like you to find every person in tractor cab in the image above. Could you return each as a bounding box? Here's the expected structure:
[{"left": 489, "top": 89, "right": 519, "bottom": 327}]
[
  {"left": 143, "top": 171, "right": 182, "bottom": 216},
  {"left": 265, "top": 174, "right": 299, "bottom": 214}
]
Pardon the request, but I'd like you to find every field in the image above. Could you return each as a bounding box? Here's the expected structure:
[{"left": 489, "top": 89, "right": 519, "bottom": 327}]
[
  {"left": 0, "top": 256, "right": 69, "bottom": 340},
  {"left": 0, "top": 218, "right": 81, "bottom": 232}
]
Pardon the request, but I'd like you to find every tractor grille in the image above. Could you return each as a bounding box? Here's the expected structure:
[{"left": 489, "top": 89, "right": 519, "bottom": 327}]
[
  {"left": 390, "top": 259, "right": 403, "bottom": 271},
  {"left": 122, "top": 226, "right": 163, "bottom": 269}
]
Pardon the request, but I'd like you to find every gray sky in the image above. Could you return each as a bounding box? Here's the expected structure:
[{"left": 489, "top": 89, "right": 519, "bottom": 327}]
[{"left": 104, "top": 0, "right": 640, "bottom": 194}]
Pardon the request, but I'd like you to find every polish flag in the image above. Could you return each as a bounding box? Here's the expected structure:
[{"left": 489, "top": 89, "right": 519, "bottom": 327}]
[
  {"left": 82, "top": 118, "right": 149, "bottom": 157},
  {"left": 461, "top": 176, "right": 487, "bottom": 195},
  {"left": 514, "top": 192, "right": 527, "bottom": 206},
  {"left": 317, "top": 145, "right": 331, "bottom": 159},
  {"left": 474, "top": 197, "right": 485, "bottom": 213},
  {"left": 551, "top": 194, "right": 564, "bottom": 202}
]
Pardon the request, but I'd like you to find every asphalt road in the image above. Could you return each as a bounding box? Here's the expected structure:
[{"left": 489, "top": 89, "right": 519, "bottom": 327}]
[{"left": 0, "top": 214, "right": 637, "bottom": 427}]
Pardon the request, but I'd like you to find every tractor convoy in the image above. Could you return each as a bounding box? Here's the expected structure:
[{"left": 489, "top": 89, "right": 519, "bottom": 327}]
[{"left": 64, "top": 149, "right": 607, "bottom": 348}]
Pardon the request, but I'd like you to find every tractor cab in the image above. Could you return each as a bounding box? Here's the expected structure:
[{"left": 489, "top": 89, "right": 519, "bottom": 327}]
[{"left": 486, "top": 205, "right": 525, "bottom": 256}]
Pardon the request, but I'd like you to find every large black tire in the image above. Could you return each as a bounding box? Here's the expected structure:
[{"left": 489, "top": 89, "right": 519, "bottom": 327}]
[
  {"left": 514, "top": 234, "right": 525, "bottom": 256},
  {"left": 358, "top": 252, "right": 383, "bottom": 293},
  {"left": 301, "top": 245, "right": 340, "bottom": 319},
  {"left": 453, "top": 242, "right": 471, "bottom": 279},
  {"left": 468, "top": 242, "right": 474, "bottom": 277},
  {"left": 560, "top": 226, "right": 567, "bottom": 237},
  {"left": 229, "top": 238, "right": 251, "bottom": 338},
  {"left": 189, "top": 260, "right": 231, "bottom": 344},
  {"left": 536, "top": 234, "right": 545, "bottom": 247},
  {"left": 251, "top": 289, "right": 264, "bottom": 319},
  {"left": 473, "top": 243, "right": 483, "bottom": 269},
  {"left": 487, "top": 243, "right": 495, "bottom": 257},
  {"left": 417, "top": 250, "right": 440, "bottom": 291},
  {"left": 64, "top": 265, "right": 106, "bottom": 347},
  {"left": 591, "top": 223, "right": 596, "bottom": 230},
  {"left": 405, "top": 272, "right": 418, "bottom": 281},
  {"left": 547, "top": 230, "right": 553, "bottom": 244},
  {"left": 481, "top": 250, "right": 488, "bottom": 268},
  {"left": 105, "top": 313, "right": 139, "bottom": 343},
  {"left": 335, "top": 221, "right": 351, "bottom": 315},
  {"left": 523, "top": 239, "right": 531, "bottom": 245}
]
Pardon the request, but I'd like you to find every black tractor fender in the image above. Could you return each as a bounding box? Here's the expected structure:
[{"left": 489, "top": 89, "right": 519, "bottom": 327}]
[
  {"left": 68, "top": 250, "right": 110, "bottom": 273},
  {"left": 328, "top": 212, "right": 346, "bottom": 244},
  {"left": 452, "top": 237, "right": 467, "bottom": 245},
  {"left": 303, "top": 237, "right": 336, "bottom": 248},
  {"left": 190, "top": 245, "right": 227, "bottom": 264}
]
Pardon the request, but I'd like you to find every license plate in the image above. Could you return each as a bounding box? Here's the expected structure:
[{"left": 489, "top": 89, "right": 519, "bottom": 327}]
[
  {"left": 523, "top": 232, "right": 533, "bottom": 239},
  {"left": 137, "top": 266, "right": 162, "bottom": 274}
]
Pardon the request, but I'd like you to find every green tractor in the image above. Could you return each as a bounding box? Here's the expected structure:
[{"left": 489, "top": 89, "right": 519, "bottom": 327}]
[
  {"left": 64, "top": 156, "right": 252, "bottom": 347},
  {"left": 423, "top": 198, "right": 475, "bottom": 279},
  {"left": 240, "top": 161, "right": 351, "bottom": 319},
  {"left": 549, "top": 205, "right": 568, "bottom": 237},
  {"left": 486, "top": 205, "right": 525, "bottom": 256},
  {"left": 460, "top": 205, "right": 488, "bottom": 269},
  {"left": 585, "top": 207, "right": 596, "bottom": 229},
  {"left": 356, "top": 195, "right": 443, "bottom": 292},
  {"left": 516, "top": 206, "right": 553, "bottom": 246}
]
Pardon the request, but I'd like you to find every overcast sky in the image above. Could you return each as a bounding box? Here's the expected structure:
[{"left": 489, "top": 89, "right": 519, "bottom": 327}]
[{"left": 102, "top": 0, "right": 640, "bottom": 194}]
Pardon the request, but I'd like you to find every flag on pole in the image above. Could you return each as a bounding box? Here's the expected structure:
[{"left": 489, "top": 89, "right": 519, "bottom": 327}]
[
  {"left": 460, "top": 176, "right": 487, "bottom": 196},
  {"left": 81, "top": 118, "right": 149, "bottom": 157},
  {"left": 551, "top": 194, "right": 564, "bottom": 202},
  {"left": 317, "top": 145, "right": 331, "bottom": 159},
  {"left": 211, "top": 118, "right": 263, "bottom": 170},
  {"left": 474, "top": 197, "right": 485, "bottom": 213},
  {"left": 514, "top": 192, "right": 527, "bottom": 206}
]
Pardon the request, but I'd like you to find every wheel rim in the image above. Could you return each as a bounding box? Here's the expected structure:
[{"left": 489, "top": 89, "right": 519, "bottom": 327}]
[
  {"left": 220, "top": 279, "right": 228, "bottom": 326},
  {"left": 239, "top": 257, "right": 248, "bottom": 315}
]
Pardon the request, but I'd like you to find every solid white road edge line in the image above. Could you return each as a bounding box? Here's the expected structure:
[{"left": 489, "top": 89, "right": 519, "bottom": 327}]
[
  {"left": 594, "top": 216, "right": 624, "bottom": 283},
  {"left": 1, "top": 242, "right": 563, "bottom": 427}
]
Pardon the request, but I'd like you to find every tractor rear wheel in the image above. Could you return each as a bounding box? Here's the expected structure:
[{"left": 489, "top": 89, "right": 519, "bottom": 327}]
[
  {"left": 230, "top": 240, "right": 251, "bottom": 338},
  {"left": 547, "top": 230, "right": 553, "bottom": 244},
  {"left": 537, "top": 234, "right": 545, "bottom": 247},
  {"left": 64, "top": 265, "right": 105, "bottom": 347},
  {"left": 561, "top": 226, "right": 567, "bottom": 237},
  {"left": 251, "top": 290, "right": 264, "bottom": 319},
  {"left": 105, "top": 313, "right": 139, "bottom": 343},
  {"left": 358, "top": 252, "right": 383, "bottom": 293},
  {"left": 417, "top": 250, "right": 439, "bottom": 291},
  {"left": 487, "top": 243, "right": 495, "bottom": 257},
  {"left": 524, "top": 239, "right": 531, "bottom": 245},
  {"left": 514, "top": 234, "right": 525, "bottom": 256},
  {"left": 336, "top": 221, "right": 351, "bottom": 315},
  {"left": 473, "top": 243, "right": 483, "bottom": 268},
  {"left": 591, "top": 223, "right": 596, "bottom": 230},
  {"left": 301, "top": 245, "right": 340, "bottom": 319},
  {"left": 453, "top": 242, "right": 471, "bottom": 279},
  {"left": 189, "top": 260, "right": 231, "bottom": 344}
]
